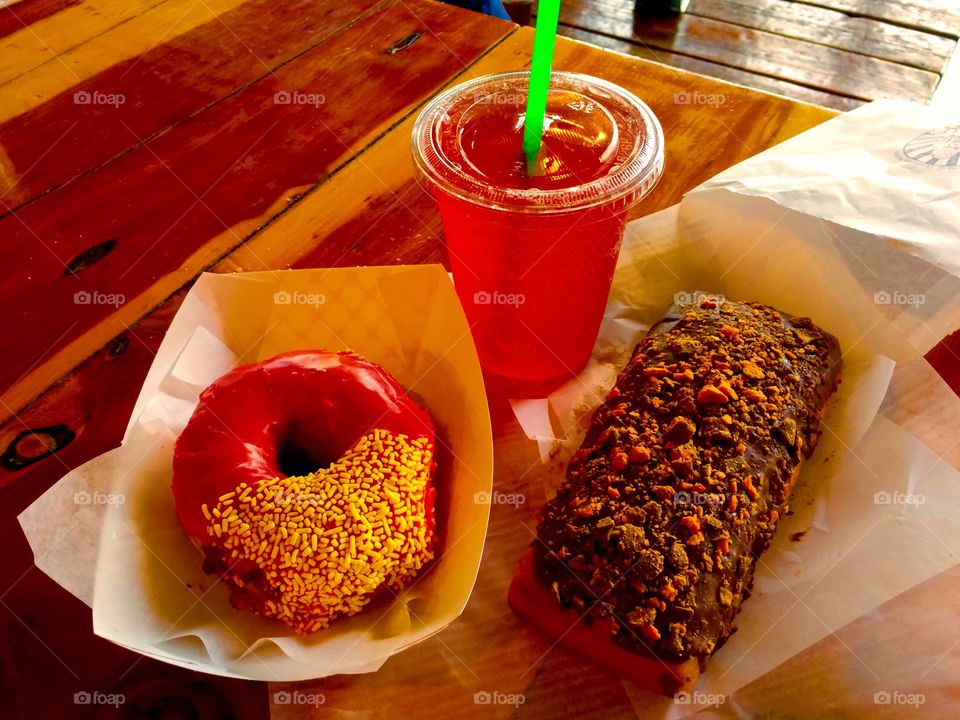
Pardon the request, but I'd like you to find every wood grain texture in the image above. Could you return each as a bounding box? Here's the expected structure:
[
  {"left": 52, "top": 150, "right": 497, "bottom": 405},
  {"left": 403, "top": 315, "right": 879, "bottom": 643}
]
[
  {"left": 0, "top": 0, "right": 386, "bottom": 212},
  {"left": 0, "top": 0, "right": 256, "bottom": 112},
  {"left": 0, "top": 0, "right": 81, "bottom": 40},
  {"left": 798, "top": 0, "right": 960, "bottom": 37},
  {"left": 561, "top": 25, "right": 865, "bottom": 111},
  {"left": 0, "top": 0, "right": 168, "bottom": 83},
  {"left": 0, "top": 0, "right": 512, "bottom": 425},
  {"left": 560, "top": 0, "right": 941, "bottom": 101},
  {"left": 688, "top": 0, "right": 956, "bottom": 72},
  {"left": 0, "top": 412, "right": 268, "bottom": 719}
]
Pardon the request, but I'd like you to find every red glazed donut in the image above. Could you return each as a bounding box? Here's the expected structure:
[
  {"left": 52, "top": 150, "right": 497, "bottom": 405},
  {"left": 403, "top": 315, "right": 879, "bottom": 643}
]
[{"left": 172, "top": 350, "right": 437, "bottom": 633}]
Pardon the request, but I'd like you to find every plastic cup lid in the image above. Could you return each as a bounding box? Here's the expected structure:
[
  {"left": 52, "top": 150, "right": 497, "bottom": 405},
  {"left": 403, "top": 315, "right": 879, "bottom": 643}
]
[{"left": 412, "top": 71, "right": 665, "bottom": 214}]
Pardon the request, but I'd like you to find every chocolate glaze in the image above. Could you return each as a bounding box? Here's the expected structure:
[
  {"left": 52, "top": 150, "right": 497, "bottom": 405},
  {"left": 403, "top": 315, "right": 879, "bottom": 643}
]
[{"left": 534, "top": 296, "right": 841, "bottom": 666}]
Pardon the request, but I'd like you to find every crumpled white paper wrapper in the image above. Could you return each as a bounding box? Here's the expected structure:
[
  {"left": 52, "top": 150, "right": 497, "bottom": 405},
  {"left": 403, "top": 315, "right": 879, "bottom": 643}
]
[
  {"left": 508, "top": 100, "right": 960, "bottom": 716},
  {"left": 19, "top": 265, "right": 493, "bottom": 681}
]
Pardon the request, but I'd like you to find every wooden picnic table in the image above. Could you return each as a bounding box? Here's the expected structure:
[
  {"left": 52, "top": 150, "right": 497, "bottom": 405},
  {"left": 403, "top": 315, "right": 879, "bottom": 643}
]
[
  {"left": 1, "top": 0, "right": 958, "bottom": 717},
  {"left": 554, "top": 0, "right": 960, "bottom": 111}
]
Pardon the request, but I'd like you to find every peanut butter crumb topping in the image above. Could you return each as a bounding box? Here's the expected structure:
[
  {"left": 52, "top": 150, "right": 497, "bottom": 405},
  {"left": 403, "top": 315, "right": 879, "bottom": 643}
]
[{"left": 535, "top": 296, "right": 841, "bottom": 663}]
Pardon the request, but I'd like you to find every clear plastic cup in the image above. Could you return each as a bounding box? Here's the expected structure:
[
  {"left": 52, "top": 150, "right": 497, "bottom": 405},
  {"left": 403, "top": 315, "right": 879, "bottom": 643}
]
[{"left": 412, "top": 71, "right": 664, "bottom": 395}]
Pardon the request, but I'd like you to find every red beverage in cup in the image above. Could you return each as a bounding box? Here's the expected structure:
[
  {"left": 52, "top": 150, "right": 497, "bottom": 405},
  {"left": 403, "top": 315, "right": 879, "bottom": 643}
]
[{"left": 412, "top": 72, "right": 663, "bottom": 395}]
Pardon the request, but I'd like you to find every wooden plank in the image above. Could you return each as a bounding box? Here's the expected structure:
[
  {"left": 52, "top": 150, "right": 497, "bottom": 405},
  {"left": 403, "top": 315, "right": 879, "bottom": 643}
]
[
  {"left": 561, "top": 25, "right": 865, "bottom": 111},
  {"left": 0, "top": 0, "right": 514, "bottom": 423},
  {"left": 0, "top": 461, "right": 270, "bottom": 718},
  {"left": 0, "top": 0, "right": 169, "bottom": 83},
  {"left": 797, "top": 0, "right": 960, "bottom": 38},
  {"left": 0, "top": 0, "right": 271, "bottom": 103},
  {"left": 0, "top": 0, "right": 81, "bottom": 40},
  {"left": 688, "top": 0, "right": 955, "bottom": 72},
  {"left": 0, "top": 0, "right": 386, "bottom": 213},
  {"left": 559, "top": 0, "right": 940, "bottom": 101}
]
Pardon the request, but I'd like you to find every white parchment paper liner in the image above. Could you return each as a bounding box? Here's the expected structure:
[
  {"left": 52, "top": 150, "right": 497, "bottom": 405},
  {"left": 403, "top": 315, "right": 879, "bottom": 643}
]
[{"left": 19, "top": 265, "right": 493, "bottom": 681}]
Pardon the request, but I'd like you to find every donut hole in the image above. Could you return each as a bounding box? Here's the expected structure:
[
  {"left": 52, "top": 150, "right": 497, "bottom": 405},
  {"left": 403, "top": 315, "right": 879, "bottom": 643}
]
[
  {"left": 276, "top": 420, "right": 344, "bottom": 477},
  {"left": 278, "top": 442, "right": 331, "bottom": 477}
]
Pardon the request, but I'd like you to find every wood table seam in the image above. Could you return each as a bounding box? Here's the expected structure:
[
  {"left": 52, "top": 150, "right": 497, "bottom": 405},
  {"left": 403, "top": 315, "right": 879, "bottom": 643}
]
[
  {"left": 0, "top": 0, "right": 173, "bottom": 87},
  {"left": 557, "top": 21, "right": 866, "bottom": 106},
  {"left": 791, "top": 0, "right": 960, "bottom": 40},
  {"left": 679, "top": 6, "right": 957, "bottom": 74},
  {"left": 555, "top": 2, "right": 942, "bottom": 102}
]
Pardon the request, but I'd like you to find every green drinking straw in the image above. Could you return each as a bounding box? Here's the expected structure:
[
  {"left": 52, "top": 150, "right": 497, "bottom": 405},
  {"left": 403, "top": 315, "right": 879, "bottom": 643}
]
[{"left": 522, "top": 0, "right": 561, "bottom": 175}]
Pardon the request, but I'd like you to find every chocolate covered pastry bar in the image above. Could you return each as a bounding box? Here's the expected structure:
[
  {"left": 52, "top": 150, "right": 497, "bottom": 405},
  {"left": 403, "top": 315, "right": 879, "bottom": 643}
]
[{"left": 508, "top": 295, "right": 841, "bottom": 695}]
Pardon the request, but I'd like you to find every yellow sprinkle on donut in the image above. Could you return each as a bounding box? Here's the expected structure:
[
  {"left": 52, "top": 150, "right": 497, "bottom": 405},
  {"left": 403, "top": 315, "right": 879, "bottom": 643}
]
[{"left": 202, "top": 429, "right": 434, "bottom": 633}]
